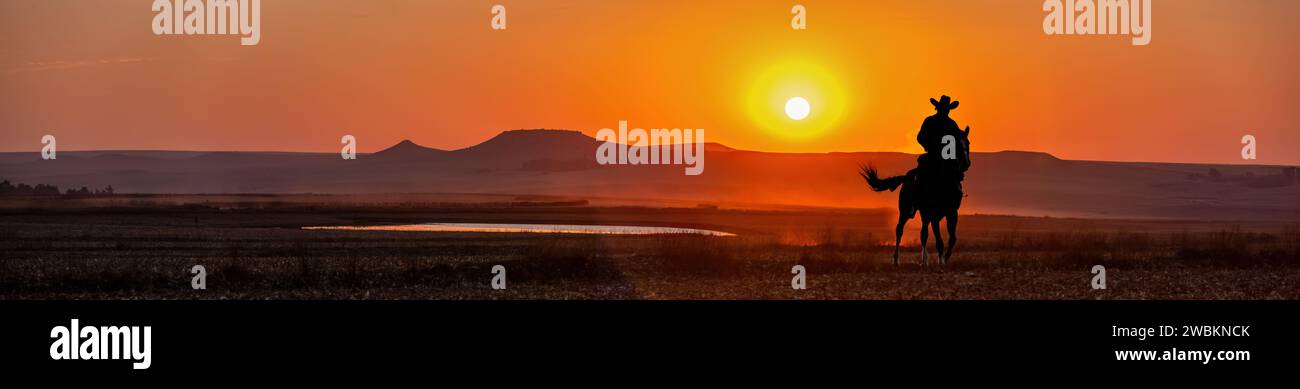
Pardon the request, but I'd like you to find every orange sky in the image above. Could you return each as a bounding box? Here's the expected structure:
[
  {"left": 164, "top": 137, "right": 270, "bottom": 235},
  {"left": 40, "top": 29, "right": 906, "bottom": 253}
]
[{"left": 1, "top": 0, "right": 1298, "bottom": 165}]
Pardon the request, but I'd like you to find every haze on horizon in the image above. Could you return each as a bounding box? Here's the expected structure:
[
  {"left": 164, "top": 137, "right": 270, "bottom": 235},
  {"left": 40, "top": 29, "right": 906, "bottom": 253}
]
[{"left": 2, "top": 0, "right": 1298, "bottom": 165}]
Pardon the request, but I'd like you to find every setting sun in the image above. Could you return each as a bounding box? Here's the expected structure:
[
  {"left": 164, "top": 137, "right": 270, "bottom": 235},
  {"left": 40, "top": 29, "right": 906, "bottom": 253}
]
[
  {"left": 745, "top": 59, "right": 848, "bottom": 142},
  {"left": 785, "top": 97, "right": 810, "bottom": 120}
]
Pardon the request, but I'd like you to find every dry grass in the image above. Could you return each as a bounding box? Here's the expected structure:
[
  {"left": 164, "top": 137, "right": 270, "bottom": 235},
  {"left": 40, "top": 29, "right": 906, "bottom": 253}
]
[{"left": 0, "top": 198, "right": 1297, "bottom": 300}]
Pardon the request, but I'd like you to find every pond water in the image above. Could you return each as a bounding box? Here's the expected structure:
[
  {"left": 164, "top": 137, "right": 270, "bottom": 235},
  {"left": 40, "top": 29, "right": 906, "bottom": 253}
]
[{"left": 303, "top": 223, "right": 735, "bottom": 236}]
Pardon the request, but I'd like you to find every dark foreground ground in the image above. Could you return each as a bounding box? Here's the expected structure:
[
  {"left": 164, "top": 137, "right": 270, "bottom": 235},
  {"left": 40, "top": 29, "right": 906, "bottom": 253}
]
[{"left": 1, "top": 195, "right": 1298, "bottom": 299}]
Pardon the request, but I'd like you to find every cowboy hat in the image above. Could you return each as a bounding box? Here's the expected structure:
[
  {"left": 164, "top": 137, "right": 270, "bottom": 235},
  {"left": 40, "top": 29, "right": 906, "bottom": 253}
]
[{"left": 930, "top": 95, "right": 959, "bottom": 110}]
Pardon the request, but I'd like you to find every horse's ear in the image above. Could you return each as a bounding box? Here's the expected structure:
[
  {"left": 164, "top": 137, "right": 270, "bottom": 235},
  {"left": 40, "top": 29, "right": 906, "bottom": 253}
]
[{"left": 963, "top": 126, "right": 970, "bottom": 136}]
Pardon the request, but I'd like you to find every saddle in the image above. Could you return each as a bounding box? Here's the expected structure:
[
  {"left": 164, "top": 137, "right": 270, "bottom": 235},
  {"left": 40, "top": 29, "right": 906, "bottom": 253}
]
[{"left": 912, "top": 153, "right": 965, "bottom": 196}]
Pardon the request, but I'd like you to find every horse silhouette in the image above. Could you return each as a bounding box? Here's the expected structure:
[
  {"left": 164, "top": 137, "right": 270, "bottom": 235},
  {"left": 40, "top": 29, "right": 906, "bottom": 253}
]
[{"left": 861, "top": 97, "right": 971, "bottom": 266}]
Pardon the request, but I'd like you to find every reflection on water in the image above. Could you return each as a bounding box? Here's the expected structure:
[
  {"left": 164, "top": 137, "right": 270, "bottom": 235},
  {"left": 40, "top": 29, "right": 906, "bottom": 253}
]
[{"left": 303, "top": 223, "right": 735, "bottom": 236}]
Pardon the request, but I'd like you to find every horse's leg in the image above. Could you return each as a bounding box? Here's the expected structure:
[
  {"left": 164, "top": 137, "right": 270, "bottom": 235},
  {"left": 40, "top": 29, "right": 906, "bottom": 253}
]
[
  {"left": 894, "top": 184, "right": 912, "bottom": 267},
  {"left": 944, "top": 212, "right": 959, "bottom": 263},
  {"left": 919, "top": 214, "right": 930, "bottom": 267},
  {"left": 931, "top": 219, "right": 945, "bottom": 267},
  {"left": 893, "top": 214, "right": 907, "bottom": 266}
]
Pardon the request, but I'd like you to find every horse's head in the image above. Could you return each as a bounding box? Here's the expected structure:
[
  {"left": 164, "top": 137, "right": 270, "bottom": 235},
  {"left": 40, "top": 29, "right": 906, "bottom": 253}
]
[{"left": 959, "top": 126, "right": 972, "bottom": 167}]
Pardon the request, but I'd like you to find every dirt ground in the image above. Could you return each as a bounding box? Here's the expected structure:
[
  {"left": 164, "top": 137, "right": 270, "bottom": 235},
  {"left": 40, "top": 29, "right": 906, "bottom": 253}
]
[{"left": 1, "top": 195, "right": 1297, "bottom": 299}]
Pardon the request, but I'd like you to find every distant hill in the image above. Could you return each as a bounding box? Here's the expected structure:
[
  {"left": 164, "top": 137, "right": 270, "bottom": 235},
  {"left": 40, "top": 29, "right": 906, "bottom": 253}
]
[
  {"left": 2, "top": 129, "right": 1297, "bottom": 221},
  {"left": 370, "top": 139, "right": 447, "bottom": 163}
]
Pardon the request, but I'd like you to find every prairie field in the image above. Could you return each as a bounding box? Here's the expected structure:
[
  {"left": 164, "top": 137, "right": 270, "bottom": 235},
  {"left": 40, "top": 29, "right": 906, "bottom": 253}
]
[{"left": 1, "top": 194, "right": 1297, "bottom": 300}]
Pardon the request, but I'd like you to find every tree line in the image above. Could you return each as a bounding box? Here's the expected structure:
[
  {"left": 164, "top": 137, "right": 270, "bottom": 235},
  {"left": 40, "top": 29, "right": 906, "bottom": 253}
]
[{"left": 0, "top": 179, "right": 114, "bottom": 197}]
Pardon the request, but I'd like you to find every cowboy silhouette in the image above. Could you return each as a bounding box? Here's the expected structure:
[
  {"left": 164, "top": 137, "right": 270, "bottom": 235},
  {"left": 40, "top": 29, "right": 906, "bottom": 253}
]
[
  {"left": 859, "top": 95, "right": 973, "bottom": 266},
  {"left": 915, "top": 95, "right": 970, "bottom": 187}
]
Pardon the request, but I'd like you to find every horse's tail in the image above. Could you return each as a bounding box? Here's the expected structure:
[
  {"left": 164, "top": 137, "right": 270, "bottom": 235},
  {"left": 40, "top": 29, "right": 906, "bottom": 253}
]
[{"left": 859, "top": 165, "right": 906, "bottom": 192}]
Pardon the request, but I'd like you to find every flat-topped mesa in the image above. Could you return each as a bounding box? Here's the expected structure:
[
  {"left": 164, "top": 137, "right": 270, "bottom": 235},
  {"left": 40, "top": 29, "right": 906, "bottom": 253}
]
[
  {"left": 473, "top": 129, "right": 598, "bottom": 148},
  {"left": 455, "top": 130, "right": 604, "bottom": 160}
]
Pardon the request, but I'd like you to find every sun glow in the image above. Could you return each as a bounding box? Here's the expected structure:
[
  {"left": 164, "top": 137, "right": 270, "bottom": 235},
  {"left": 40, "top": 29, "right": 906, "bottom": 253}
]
[
  {"left": 745, "top": 59, "right": 848, "bottom": 141},
  {"left": 785, "top": 97, "right": 810, "bottom": 120}
]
